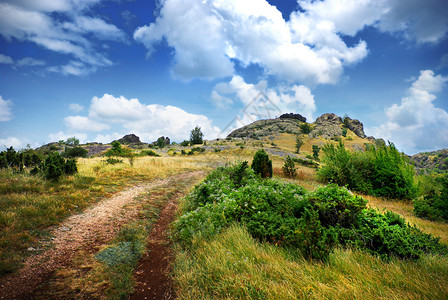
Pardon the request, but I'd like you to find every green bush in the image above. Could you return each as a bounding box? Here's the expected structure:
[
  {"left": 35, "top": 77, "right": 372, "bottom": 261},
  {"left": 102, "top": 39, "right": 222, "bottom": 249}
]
[
  {"left": 105, "top": 141, "right": 129, "bottom": 157},
  {"left": 414, "top": 174, "right": 448, "bottom": 221},
  {"left": 63, "top": 146, "right": 88, "bottom": 158},
  {"left": 318, "top": 141, "right": 417, "bottom": 199},
  {"left": 139, "top": 150, "right": 160, "bottom": 157},
  {"left": 180, "top": 140, "right": 190, "bottom": 147},
  {"left": 106, "top": 158, "right": 123, "bottom": 165},
  {"left": 42, "top": 152, "right": 78, "bottom": 181},
  {"left": 312, "top": 145, "right": 320, "bottom": 160},
  {"left": 300, "top": 123, "right": 312, "bottom": 134},
  {"left": 173, "top": 164, "right": 447, "bottom": 261},
  {"left": 251, "top": 149, "right": 272, "bottom": 178}
]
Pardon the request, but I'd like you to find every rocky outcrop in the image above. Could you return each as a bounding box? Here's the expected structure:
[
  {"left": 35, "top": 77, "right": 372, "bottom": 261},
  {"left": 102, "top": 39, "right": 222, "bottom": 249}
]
[
  {"left": 309, "top": 113, "right": 343, "bottom": 139},
  {"left": 344, "top": 117, "right": 366, "bottom": 138},
  {"left": 279, "top": 113, "right": 307, "bottom": 123},
  {"left": 227, "top": 118, "right": 302, "bottom": 138},
  {"left": 117, "top": 134, "right": 141, "bottom": 144}
]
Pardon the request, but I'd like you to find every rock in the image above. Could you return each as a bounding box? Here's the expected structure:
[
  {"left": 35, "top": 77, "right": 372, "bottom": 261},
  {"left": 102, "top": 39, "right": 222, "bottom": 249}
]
[
  {"left": 227, "top": 118, "right": 302, "bottom": 139},
  {"left": 279, "top": 113, "right": 307, "bottom": 123},
  {"left": 117, "top": 134, "right": 141, "bottom": 144},
  {"left": 315, "top": 113, "right": 342, "bottom": 125},
  {"left": 309, "top": 113, "right": 343, "bottom": 139},
  {"left": 344, "top": 117, "right": 366, "bottom": 138},
  {"left": 411, "top": 149, "right": 448, "bottom": 172},
  {"left": 27, "top": 247, "right": 36, "bottom": 251}
]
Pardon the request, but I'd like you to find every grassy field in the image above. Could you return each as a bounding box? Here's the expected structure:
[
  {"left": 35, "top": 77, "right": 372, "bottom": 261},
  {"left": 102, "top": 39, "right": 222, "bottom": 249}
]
[{"left": 2, "top": 133, "right": 448, "bottom": 298}]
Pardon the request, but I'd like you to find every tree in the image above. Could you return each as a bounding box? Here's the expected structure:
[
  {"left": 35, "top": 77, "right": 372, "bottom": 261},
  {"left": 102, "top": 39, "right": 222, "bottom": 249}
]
[
  {"left": 295, "top": 136, "right": 304, "bottom": 153},
  {"left": 157, "top": 137, "right": 166, "bottom": 149},
  {"left": 251, "top": 149, "right": 272, "bottom": 178},
  {"left": 190, "top": 126, "right": 204, "bottom": 145},
  {"left": 283, "top": 156, "right": 297, "bottom": 178},
  {"left": 66, "top": 137, "right": 80, "bottom": 146},
  {"left": 312, "top": 145, "right": 320, "bottom": 160}
]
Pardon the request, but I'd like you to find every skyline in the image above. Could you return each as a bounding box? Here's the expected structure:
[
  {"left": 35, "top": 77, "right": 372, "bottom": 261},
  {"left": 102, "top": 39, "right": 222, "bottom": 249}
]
[{"left": 0, "top": 0, "right": 447, "bottom": 154}]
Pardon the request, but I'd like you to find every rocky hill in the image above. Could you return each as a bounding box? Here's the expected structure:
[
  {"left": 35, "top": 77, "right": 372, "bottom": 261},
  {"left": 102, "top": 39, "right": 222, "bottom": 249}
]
[
  {"left": 411, "top": 149, "right": 448, "bottom": 172},
  {"left": 227, "top": 112, "right": 368, "bottom": 140}
]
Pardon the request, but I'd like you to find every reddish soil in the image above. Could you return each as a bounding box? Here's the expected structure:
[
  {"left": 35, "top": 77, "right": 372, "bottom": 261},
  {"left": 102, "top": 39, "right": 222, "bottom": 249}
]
[{"left": 130, "top": 194, "right": 179, "bottom": 300}]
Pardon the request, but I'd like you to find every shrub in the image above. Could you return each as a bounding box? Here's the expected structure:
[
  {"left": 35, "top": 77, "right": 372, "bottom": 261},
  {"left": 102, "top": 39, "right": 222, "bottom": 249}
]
[
  {"left": 414, "top": 174, "right": 448, "bottom": 221},
  {"left": 342, "top": 128, "right": 348, "bottom": 137},
  {"left": 251, "top": 149, "right": 272, "bottom": 178},
  {"left": 140, "top": 150, "right": 160, "bottom": 157},
  {"left": 105, "top": 141, "right": 129, "bottom": 157},
  {"left": 180, "top": 140, "right": 190, "bottom": 147},
  {"left": 318, "top": 141, "right": 417, "bottom": 199},
  {"left": 156, "top": 137, "right": 166, "bottom": 149},
  {"left": 63, "top": 146, "right": 88, "bottom": 158},
  {"left": 106, "top": 158, "right": 123, "bottom": 165},
  {"left": 41, "top": 152, "right": 78, "bottom": 181},
  {"left": 283, "top": 156, "right": 297, "bottom": 178},
  {"left": 300, "top": 123, "right": 312, "bottom": 134},
  {"left": 64, "top": 159, "right": 78, "bottom": 175},
  {"left": 173, "top": 164, "right": 447, "bottom": 261}
]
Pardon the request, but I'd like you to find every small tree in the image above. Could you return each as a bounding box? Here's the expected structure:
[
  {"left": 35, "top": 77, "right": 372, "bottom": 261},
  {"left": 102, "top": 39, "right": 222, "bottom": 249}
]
[
  {"left": 190, "top": 126, "right": 204, "bottom": 145},
  {"left": 66, "top": 137, "right": 80, "bottom": 146},
  {"left": 312, "top": 145, "right": 320, "bottom": 160},
  {"left": 283, "top": 156, "right": 297, "bottom": 178},
  {"left": 342, "top": 128, "right": 348, "bottom": 137},
  {"left": 251, "top": 149, "right": 272, "bottom": 178},
  {"left": 157, "top": 137, "right": 166, "bottom": 149},
  {"left": 295, "top": 136, "right": 304, "bottom": 153}
]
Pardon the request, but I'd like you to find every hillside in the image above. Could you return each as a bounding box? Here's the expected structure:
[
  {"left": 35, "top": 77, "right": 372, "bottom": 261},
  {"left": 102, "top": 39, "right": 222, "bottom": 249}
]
[{"left": 412, "top": 149, "right": 448, "bottom": 173}]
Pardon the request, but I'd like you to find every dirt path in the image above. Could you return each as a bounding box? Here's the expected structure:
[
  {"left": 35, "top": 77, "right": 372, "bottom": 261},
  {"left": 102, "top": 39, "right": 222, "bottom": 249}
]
[{"left": 0, "top": 171, "right": 204, "bottom": 299}]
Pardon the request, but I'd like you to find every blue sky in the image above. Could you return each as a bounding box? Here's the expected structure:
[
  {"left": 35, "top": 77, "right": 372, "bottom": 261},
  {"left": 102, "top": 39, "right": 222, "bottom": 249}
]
[{"left": 1, "top": 0, "right": 448, "bottom": 155}]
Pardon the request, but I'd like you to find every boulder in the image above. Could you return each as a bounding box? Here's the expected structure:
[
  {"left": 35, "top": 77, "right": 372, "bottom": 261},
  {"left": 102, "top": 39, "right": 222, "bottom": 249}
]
[
  {"left": 344, "top": 117, "right": 366, "bottom": 138},
  {"left": 279, "top": 113, "right": 306, "bottom": 123},
  {"left": 315, "top": 113, "right": 342, "bottom": 125}
]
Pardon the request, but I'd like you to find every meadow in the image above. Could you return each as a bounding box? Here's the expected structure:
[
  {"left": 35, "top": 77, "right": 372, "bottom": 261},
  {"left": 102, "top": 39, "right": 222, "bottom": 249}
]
[{"left": 1, "top": 135, "right": 447, "bottom": 299}]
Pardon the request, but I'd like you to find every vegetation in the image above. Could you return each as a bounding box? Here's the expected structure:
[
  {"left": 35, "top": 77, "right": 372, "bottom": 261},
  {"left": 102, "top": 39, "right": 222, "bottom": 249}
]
[
  {"left": 295, "top": 136, "right": 304, "bottom": 153},
  {"left": 63, "top": 146, "right": 88, "bottom": 158},
  {"left": 173, "top": 163, "right": 446, "bottom": 261},
  {"left": 251, "top": 149, "right": 272, "bottom": 178},
  {"left": 300, "top": 123, "right": 312, "bottom": 134},
  {"left": 318, "top": 141, "right": 416, "bottom": 199},
  {"left": 190, "top": 126, "right": 204, "bottom": 145},
  {"left": 156, "top": 137, "right": 166, "bottom": 149},
  {"left": 312, "top": 145, "right": 320, "bottom": 160},
  {"left": 282, "top": 155, "right": 297, "bottom": 178},
  {"left": 414, "top": 174, "right": 448, "bottom": 221}
]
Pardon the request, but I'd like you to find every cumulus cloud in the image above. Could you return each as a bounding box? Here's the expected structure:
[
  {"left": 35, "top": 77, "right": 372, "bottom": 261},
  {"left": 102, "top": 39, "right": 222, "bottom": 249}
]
[
  {"left": 0, "top": 136, "right": 28, "bottom": 150},
  {"left": 0, "top": 0, "right": 124, "bottom": 75},
  {"left": 0, "top": 95, "right": 13, "bottom": 122},
  {"left": 135, "top": 0, "right": 448, "bottom": 83},
  {"left": 211, "top": 76, "right": 316, "bottom": 135},
  {"left": 64, "top": 116, "right": 110, "bottom": 132},
  {"left": 16, "top": 57, "right": 45, "bottom": 67},
  {"left": 134, "top": 0, "right": 368, "bottom": 83},
  {"left": 369, "top": 70, "right": 448, "bottom": 154},
  {"left": 64, "top": 94, "right": 220, "bottom": 142}
]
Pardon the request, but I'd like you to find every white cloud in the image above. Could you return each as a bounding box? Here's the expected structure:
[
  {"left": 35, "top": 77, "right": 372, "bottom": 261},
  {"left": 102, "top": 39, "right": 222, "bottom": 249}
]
[
  {"left": 0, "top": 1, "right": 124, "bottom": 76},
  {"left": 212, "top": 75, "right": 316, "bottom": 120},
  {"left": 70, "top": 94, "right": 221, "bottom": 142},
  {"left": 134, "top": 0, "right": 448, "bottom": 83},
  {"left": 0, "top": 95, "right": 13, "bottom": 122},
  {"left": 48, "top": 131, "right": 88, "bottom": 143},
  {"left": 369, "top": 70, "right": 448, "bottom": 154},
  {"left": 0, "top": 136, "right": 28, "bottom": 150},
  {"left": 0, "top": 54, "right": 13, "bottom": 64},
  {"left": 134, "top": 0, "right": 368, "bottom": 83},
  {"left": 64, "top": 116, "right": 110, "bottom": 132},
  {"left": 16, "top": 57, "right": 45, "bottom": 67},
  {"left": 69, "top": 103, "right": 84, "bottom": 112}
]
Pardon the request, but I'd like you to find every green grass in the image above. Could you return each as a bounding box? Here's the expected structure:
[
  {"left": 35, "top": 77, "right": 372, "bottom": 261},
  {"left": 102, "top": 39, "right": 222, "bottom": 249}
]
[{"left": 174, "top": 224, "right": 448, "bottom": 299}]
